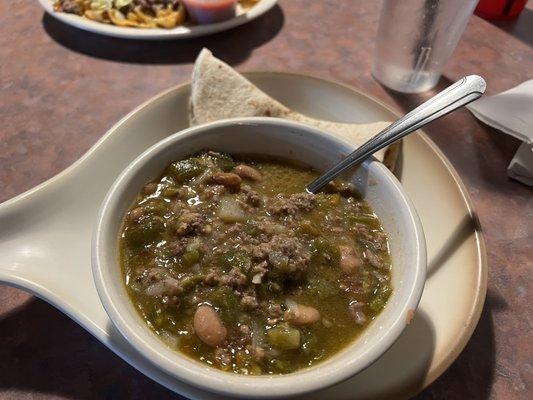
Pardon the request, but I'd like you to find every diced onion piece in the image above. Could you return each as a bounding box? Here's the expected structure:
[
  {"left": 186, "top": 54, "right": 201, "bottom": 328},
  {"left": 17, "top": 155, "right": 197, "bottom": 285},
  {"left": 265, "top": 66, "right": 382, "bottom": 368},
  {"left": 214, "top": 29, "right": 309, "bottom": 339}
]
[
  {"left": 252, "top": 273, "right": 262, "bottom": 284},
  {"left": 285, "top": 298, "right": 298, "bottom": 313},
  {"left": 159, "top": 331, "right": 179, "bottom": 348},
  {"left": 218, "top": 197, "right": 246, "bottom": 223},
  {"left": 251, "top": 319, "right": 265, "bottom": 350},
  {"left": 353, "top": 310, "right": 367, "bottom": 325}
]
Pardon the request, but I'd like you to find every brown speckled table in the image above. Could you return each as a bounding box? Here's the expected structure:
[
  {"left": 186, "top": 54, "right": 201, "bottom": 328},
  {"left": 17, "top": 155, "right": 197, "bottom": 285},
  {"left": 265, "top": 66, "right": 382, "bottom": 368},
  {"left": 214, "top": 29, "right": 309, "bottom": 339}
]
[{"left": 1, "top": 0, "right": 532, "bottom": 399}]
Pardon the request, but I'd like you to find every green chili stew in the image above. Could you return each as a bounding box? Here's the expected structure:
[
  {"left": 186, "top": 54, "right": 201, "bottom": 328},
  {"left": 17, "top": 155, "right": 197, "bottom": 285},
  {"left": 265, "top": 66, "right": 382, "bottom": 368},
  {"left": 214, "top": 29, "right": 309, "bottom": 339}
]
[{"left": 120, "top": 151, "right": 392, "bottom": 375}]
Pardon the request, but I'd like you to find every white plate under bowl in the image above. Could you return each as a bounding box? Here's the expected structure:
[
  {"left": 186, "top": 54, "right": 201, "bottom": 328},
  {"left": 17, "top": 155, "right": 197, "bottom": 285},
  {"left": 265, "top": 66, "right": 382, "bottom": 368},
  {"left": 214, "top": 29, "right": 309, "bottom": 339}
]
[
  {"left": 38, "top": 0, "right": 277, "bottom": 40},
  {"left": 0, "top": 72, "right": 487, "bottom": 399}
]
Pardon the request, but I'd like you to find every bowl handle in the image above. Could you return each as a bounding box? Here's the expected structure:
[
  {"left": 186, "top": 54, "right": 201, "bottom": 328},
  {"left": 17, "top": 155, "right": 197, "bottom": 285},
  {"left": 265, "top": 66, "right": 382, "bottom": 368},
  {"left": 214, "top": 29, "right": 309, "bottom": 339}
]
[{"left": 0, "top": 172, "right": 100, "bottom": 316}]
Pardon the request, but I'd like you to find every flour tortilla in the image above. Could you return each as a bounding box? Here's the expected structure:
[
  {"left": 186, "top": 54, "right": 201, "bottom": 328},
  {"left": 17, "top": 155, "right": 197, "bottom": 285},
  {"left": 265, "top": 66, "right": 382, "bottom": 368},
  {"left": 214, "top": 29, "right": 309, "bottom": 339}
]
[{"left": 189, "top": 49, "right": 399, "bottom": 169}]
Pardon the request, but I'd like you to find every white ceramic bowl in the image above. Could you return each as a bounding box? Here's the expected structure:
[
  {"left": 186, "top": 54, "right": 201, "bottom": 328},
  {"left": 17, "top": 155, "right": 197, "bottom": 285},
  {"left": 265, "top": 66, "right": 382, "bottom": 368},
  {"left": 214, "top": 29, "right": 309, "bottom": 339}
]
[{"left": 92, "top": 118, "right": 426, "bottom": 398}]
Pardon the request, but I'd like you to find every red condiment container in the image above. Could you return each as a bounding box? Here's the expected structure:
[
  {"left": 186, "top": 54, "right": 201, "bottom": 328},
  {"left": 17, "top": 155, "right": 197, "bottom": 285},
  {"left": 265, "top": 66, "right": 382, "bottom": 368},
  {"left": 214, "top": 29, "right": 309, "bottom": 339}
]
[
  {"left": 475, "top": 0, "right": 527, "bottom": 21},
  {"left": 182, "top": 0, "right": 238, "bottom": 24}
]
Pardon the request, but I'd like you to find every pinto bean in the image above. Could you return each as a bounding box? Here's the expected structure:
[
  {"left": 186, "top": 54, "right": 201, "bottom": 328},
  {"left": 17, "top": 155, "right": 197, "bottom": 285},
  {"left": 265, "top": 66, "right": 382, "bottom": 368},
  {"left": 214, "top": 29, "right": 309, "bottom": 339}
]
[
  {"left": 128, "top": 207, "right": 144, "bottom": 222},
  {"left": 234, "top": 164, "right": 263, "bottom": 181},
  {"left": 142, "top": 182, "right": 158, "bottom": 195},
  {"left": 193, "top": 305, "right": 227, "bottom": 347},
  {"left": 211, "top": 172, "right": 242, "bottom": 189},
  {"left": 339, "top": 245, "right": 361, "bottom": 274},
  {"left": 285, "top": 304, "right": 320, "bottom": 325}
]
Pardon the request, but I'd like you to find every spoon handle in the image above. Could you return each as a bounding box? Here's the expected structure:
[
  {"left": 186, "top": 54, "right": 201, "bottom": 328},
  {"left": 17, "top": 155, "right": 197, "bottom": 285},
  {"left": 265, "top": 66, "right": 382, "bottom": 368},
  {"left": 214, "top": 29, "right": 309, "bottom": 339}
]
[{"left": 306, "top": 75, "right": 486, "bottom": 193}]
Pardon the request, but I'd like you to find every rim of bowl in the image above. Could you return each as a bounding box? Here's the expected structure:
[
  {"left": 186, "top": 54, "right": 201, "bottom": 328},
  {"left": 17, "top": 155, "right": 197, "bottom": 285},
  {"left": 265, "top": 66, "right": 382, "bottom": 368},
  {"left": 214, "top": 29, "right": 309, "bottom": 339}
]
[{"left": 92, "top": 117, "right": 426, "bottom": 398}]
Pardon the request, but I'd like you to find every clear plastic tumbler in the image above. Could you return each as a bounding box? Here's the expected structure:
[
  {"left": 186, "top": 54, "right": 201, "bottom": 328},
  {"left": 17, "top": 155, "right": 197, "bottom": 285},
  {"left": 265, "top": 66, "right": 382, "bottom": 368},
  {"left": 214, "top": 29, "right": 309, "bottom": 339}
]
[{"left": 372, "top": 0, "right": 478, "bottom": 93}]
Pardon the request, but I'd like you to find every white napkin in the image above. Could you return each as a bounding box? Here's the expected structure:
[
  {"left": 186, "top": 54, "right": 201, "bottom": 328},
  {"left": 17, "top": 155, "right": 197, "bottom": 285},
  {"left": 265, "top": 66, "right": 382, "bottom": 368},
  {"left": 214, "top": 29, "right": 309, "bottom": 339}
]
[{"left": 467, "top": 80, "right": 533, "bottom": 186}]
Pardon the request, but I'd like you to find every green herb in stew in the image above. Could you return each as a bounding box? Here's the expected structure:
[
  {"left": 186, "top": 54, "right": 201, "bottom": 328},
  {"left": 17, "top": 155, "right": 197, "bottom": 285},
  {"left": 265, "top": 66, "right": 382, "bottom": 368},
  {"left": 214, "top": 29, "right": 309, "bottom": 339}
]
[{"left": 120, "top": 151, "right": 392, "bottom": 375}]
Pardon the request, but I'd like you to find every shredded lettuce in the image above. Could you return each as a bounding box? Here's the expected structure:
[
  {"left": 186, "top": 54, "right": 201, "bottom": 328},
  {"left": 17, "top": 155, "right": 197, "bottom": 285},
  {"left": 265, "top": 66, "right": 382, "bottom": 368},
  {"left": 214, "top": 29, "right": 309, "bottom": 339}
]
[
  {"left": 89, "top": 0, "right": 112, "bottom": 10},
  {"left": 114, "top": 0, "right": 133, "bottom": 8}
]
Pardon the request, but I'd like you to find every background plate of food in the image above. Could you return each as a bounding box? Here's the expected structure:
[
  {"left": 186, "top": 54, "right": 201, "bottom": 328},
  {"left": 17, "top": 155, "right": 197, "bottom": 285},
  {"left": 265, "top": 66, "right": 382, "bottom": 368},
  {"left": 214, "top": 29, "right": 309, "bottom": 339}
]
[{"left": 39, "top": 0, "right": 277, "bottom": 39}]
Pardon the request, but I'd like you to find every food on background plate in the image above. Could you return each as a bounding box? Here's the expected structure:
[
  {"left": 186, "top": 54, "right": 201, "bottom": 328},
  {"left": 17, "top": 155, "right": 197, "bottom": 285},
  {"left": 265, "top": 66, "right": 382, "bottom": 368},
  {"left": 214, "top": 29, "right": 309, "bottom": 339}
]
[
  {"left": 189, "top": 49, "right": 400, "bottom": 170},
  {"left": 120, "top": 151, "right": 392, "bottom": 374},
  {"left": 53, "top": 0, "right": 259, "bottom": 29}
]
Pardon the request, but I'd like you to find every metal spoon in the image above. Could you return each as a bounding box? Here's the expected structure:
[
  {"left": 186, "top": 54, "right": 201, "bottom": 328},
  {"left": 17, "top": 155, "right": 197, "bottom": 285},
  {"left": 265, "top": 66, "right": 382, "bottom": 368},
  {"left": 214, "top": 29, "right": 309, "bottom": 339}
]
[{"left": 306, "top": 75, "right": 486, "bottom": 193}]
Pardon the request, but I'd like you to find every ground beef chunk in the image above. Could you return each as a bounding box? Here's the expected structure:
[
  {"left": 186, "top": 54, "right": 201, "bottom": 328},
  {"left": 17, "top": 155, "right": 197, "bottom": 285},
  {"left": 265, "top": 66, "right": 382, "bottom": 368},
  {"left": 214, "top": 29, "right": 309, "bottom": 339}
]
[
  {"left": 256, "top": 220, "right": 285, "bottom": 236},
  {"left": 241, "top": 185, "right": 262, "bottom": 206},
  {"left": 252, "top": 234, "right": 310, "bottom": 276},
  {"left": 58, "top": 0, "right": 83, "bottom": 14},
  {"left": 172, "top": 199, "right": 188, "bottom": 214},
  {"left": 263, "top": 301, "right": 283, "bottom": 325},
  {"left": 203, "top": 270, "right": 219, "bottom": 286},
  {"left": 265, "top": 302, "right": 283, "bottom": 318},
  {"left": 252, "top": 261, "right": 268, "bottom": 274},
  {"left": 166, "top": 238, "right": 188, "bottom": 256},
  {"left": 219, "top": 268, "right": 247, "bottom": 289},
  {"left": 175, "top": 211, "right": 205, "bottom": 236},
  {"left": 241, "top": 294, "right": 259, "bottom": 310},
  {"left": 239, "top": 324, "right": 251, "bottom": 335},
  {"left": 269, "top": 193, "right": 316, "bottom": 216},
  {"left": 202, "top": 184, "right": 226, "bottom": 201},
  {"left": 237, "top": 323, "right": 253, "bottom": 344},
  {"left": 204, "top": 268, "right": 250, "bottom": 290},
  {"left": 219, "top": 226, "right": 262, "bottom": 254},
  {"left": 323, "top": 214, "right": 343, "bottom": 230}
]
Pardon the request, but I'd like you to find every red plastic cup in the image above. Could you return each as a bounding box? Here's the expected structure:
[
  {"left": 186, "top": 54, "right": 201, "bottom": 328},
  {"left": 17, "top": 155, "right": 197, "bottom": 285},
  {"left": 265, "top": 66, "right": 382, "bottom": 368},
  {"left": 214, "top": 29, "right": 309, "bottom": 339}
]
[{"left": 475, "top": 0, "right": 527, "bottom": 21}]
